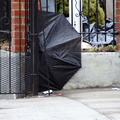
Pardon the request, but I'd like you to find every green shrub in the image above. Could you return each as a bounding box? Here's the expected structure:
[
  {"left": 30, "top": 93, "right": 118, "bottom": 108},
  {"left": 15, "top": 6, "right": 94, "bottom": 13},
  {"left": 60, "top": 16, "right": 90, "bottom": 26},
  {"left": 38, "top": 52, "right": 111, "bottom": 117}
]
[
  {"left": 57, "top": 0, "right": 69, "bottom": 17},
  {"left": 82, "top": 0, "right": 105, "bottom": 25},
  {"left": 82, "top": 45, "right": 116, "bottom": 52},
  {"left": 56, "top": 0, "right": 105, "bottom": 25}
]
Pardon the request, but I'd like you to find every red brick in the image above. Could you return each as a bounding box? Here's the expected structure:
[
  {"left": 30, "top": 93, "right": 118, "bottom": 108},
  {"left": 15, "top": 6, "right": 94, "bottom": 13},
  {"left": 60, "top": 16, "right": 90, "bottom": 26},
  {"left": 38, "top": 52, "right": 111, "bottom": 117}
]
[
  {"left": 116, "top": 16, "right": 120, "bottom": 22},
  {"left": 11, "top": 3, "right": 19, "bottom": 9},
  {"left": 11, "top": 10, "right": 26, "bottom": 17},
  {"left": 11, "top": 17, "right": 20, "bottom": 24},
  {"left": 11, "top": 0, "right": 28, "bottom": 52},
  {"left": 12, "top": 3, "right": 26, "bottom": 10},
  {"left": 116, "top": 44, "right": 120, "bottom": 50},
  {"left": 116, "top": 2, "right": 120, "bottom": 8},
  {"left": 11, "top": 45, "right": 26, "bottom": 52},
  {"left": 11, "top": 0, "right": 41, "bottom": 52},
  {"left": 12, "top": 39, "right": 26, "bottom": 45},
  {"left": 11, "top": 18, "right": 26, "bottom": 25},
  {"left": 12, "top": 24, "right": 25, "bottom": 31},
  {"left": 116, "top": 9, "right": 120, "bottom": 15},
  {"left": 12, "top": 31, "right": 26, "bottom": 39},
  {"left": 116, "top": 23, "right": 120, "bottom": 29},
  {"left": 21, "top": 18, "right": 26, "bottom": 24}
]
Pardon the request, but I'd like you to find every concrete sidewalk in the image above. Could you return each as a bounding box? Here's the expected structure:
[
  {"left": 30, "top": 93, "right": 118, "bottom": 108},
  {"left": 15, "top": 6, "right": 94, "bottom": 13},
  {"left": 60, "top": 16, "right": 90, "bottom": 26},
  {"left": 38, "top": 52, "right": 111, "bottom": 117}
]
[{"left": 0, "top": 88, "right": 120, "bottom": 120}]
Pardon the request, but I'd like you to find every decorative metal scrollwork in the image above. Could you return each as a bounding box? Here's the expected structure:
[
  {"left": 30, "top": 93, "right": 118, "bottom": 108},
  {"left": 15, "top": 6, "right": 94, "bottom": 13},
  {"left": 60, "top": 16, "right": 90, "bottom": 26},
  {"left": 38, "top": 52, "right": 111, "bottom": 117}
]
[{"left": 0, "top": 0, "right": 11, "bottom": 44}]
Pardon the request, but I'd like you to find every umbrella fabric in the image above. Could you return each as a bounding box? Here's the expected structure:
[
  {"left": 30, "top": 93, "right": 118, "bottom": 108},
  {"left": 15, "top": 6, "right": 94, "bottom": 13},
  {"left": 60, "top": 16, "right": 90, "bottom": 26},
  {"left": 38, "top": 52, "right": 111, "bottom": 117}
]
[{"left": 37, "top": 11, "right": 81, "bottom": 91}]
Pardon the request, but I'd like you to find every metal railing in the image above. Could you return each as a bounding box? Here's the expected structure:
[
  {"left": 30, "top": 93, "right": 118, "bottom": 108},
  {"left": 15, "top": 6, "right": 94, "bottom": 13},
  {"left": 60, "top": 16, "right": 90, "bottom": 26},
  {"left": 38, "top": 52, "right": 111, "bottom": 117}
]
[
  {"left": 41, "top": 0, "right": 118, "bottom": 46},
  {"left": 0, "top": 0, "right": 31, "bottom": 94}
]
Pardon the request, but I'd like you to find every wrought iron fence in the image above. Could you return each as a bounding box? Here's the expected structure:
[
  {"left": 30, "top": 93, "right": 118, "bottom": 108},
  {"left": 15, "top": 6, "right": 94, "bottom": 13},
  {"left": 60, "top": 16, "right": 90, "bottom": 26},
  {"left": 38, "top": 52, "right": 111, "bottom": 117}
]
[
  {"left": 30, "top": 0, "right": 117, "bottom": 94},
  {"left": 0, "top": 0, "right": 118, "bottom": 95},
  {"left": 0, "top": 0, "right": 31, "bottom": 94},
  {"left": 41, "top": 0, "right": 118, "bottom": 47},
  {"left": 0, "top": 0, "right": 11, "bottom": 43}
]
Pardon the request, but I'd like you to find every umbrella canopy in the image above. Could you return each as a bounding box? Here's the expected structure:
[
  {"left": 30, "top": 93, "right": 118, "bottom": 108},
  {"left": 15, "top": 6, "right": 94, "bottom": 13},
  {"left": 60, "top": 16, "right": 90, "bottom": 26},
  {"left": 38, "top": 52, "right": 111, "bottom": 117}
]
[{"left": 37, "top": 11, "right": 81, "bottom": 91}]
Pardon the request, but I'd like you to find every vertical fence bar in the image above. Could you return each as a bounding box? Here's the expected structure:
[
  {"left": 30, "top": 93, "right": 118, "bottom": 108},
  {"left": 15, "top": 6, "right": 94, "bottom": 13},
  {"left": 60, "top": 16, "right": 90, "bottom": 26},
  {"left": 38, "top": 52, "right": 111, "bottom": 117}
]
[
  {"left": 56, "top": 0, "right": 59, "bottom": 13},
  {"left": 113, "top": 0, "right": 115, "bottom": 45},
  {"left": 31, "top": 0, "right": 35, "bottom": 95},
  {"left": 104, "top": 0, "right": 107, "bottom": 42},
  {"left": 88, "top": 0, "right": 90, "bottom": 42},
  {"left": 54, "top": 0, "right": 57, "bottom": 13},
  {"left": 63, "top": 0, "right": 65, "bottom": 14},
  {"left": 80, "top": 0, "right": 82, "bottom": 37},
  {"left": 69, "top": 0, "right": 73, "bottom": 26},
  {"left": 25, "top": 0, "right": 29, "bottom": 56},
  {"left": 0, "top": 41, "right": 2, "bottom": 94},
  {"left": 30, "top": 0, "right": 38, "bottom": 95},
  {"left": 0, "top": 0, "right": 1, "bottom": 92},
  {"left": 28, "top": 0, "right": 32, "bottom": 94},
  {"left": 46, "top": 0, "right": 48, "bottom": 12},
  {"left": 19, "top": 0, "right": 22, "bottom": 92},
  {"left": 25, "top": 0, "right": 31, "bottom": 93},
  {"left": 96, "top": 0, "right": 98, "bottom": 42},
  {"left": 29, "top": 0, "right": 33, "bottom": 93},
  {"left": 34, "top": 0, "right": 39, "bottom": 95},
  {"left": 8, "top": 0, "right": 11, "bottom": 93},
  {"left": 71, "top": 0, "right": 73, "bottom": 26}
]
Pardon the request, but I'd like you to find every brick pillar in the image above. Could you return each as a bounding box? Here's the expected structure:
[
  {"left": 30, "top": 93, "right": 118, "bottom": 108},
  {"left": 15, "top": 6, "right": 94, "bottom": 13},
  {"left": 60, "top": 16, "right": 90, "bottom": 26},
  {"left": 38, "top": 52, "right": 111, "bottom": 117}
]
[
  {"left": 116, "top": 0, "right": 120, "bottom": 50},
  {"left": 11, "top": 0, "right": 26, "bottom": 52}
]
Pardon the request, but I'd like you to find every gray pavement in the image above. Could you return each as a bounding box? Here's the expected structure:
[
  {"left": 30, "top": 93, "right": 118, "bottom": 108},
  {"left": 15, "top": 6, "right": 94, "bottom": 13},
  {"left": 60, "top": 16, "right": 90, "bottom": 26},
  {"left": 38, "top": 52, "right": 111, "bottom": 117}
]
[{"left": 0, "top": 88, "right": 120, "bottom": 120}]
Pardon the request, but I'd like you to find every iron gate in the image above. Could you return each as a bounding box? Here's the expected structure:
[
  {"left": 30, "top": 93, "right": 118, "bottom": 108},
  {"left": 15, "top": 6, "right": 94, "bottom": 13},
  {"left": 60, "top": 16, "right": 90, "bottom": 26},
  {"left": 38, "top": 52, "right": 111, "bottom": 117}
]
[
  {"left": 0, "top": 0, "right": 31, "bottom": 95},
  {"left": 0, "top": 0, "right": 11, "bottom": 45},
  {"left": 41, "top": 0, "right": 117, "bottom": 46},
  {"left": 0, "top": 0, "right": 40, "bottom": 95}
]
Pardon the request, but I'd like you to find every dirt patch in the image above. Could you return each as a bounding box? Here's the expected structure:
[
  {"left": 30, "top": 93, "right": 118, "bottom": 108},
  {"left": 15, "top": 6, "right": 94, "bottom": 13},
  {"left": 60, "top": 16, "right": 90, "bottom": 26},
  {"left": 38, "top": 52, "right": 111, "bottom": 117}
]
[{"left": 82, "top": 45, "right": 116, "bottom": 52}]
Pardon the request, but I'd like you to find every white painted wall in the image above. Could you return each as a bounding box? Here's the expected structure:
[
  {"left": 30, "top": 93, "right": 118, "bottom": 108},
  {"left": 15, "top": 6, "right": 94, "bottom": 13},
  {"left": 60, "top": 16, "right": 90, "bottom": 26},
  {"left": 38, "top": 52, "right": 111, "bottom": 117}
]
[
  {"left": 69, "top": 0, "right": 82, "bottom": 33},
  {"left": 64, "top": 52, "right": 120, "bottom": 89},
  {"left": 106, "top": 0, "right": 113, "bottom": 18}
]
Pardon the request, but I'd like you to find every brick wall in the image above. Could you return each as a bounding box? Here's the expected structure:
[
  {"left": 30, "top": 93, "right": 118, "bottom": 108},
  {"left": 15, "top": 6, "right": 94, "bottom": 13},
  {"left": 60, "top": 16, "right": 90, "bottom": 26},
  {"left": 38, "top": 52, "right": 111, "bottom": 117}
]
[
  {"left": 11, "top": 0, "right": 40, "bottom": 53},
  {"left": 11, "top": 0, "right": 27, "bottom": 52},
  {"left": 116, "top": 0, "right": 120, "bottom": 50}
]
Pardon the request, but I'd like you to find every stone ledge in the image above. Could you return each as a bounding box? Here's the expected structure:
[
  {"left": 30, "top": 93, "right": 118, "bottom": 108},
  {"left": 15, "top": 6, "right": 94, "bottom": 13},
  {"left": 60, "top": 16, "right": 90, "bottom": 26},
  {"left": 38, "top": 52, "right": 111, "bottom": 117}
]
[{"left": 64, "top": 52, "right": 120, "bottom": 89}]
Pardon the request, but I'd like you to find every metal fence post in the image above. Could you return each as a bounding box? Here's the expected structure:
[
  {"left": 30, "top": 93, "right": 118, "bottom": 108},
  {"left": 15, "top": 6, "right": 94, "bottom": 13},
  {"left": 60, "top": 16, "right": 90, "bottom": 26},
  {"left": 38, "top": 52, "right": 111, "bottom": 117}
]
[{"left": 30, "top": 0, "right": 38, "bottom": 96}]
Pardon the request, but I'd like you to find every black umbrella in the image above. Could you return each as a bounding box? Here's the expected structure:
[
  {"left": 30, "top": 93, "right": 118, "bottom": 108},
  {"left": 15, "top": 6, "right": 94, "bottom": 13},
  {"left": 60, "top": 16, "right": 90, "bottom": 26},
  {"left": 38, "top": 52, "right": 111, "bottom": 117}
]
[{"left": 37, "top": 11, "right": 81, "bottom": 91}]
